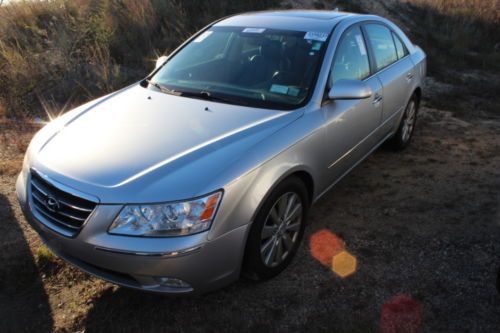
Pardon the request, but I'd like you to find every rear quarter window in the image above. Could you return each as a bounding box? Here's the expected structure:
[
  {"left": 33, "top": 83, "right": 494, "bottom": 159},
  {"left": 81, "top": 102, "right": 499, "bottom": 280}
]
[
  {"left": 392, "top": 32, "right": 409, "bottom": 59},
  {"left": 364, "top": 24, "right": 398, "bottom": 71}
]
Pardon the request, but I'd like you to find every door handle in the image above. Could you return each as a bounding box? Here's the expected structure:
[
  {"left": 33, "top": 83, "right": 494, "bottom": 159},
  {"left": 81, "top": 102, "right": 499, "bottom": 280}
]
[{"left": 372, "top": 94, "right": 383, "bottom": 105}]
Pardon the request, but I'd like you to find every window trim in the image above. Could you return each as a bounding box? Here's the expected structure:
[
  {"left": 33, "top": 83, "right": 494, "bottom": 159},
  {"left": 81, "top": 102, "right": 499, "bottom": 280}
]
[
  {"left": 391, "top": 31, "right": 409, "bottom": 60},
  {"left": 321, "top": 20, "right": 412, "bottom": 104},
  {"left": 361, "top": 22, "right": 400, "bottom": 73},
  {"left": 360, "top": 24, "right": 377, "bottom": 77},
  {"left": 325, "top": 23, "right": 372, "bottom": 90},
  {"left": 361, "top": 22, "right": 411, "bottom": 76}
]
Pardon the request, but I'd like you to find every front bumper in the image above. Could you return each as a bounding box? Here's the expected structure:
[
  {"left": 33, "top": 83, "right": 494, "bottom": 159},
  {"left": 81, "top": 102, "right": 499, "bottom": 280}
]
[{"left": 16, "top": 172, "right": 248, "bottom": 294}]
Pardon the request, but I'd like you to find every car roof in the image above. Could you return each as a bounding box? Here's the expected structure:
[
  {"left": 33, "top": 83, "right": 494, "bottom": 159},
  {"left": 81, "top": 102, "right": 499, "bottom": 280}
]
[{"left": 215, "top": 10, "right": 359, "bottom": 33}]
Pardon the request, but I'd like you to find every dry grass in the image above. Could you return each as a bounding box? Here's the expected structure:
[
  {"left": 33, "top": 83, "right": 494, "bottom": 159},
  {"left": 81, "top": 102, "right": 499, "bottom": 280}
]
[
  {"left": 351, "top": 0, "right": 500, "bottom": 115},
  {"left": 0, "top": 159, "right": 22, "bottom": 176},
  {"left": 0, "top": 0, "right": 498, "bottom": 116},
  {"left": 0, "top": 0, "right": 278, "bottom": 119},
  {"left": 0, "top": 0, "right": 498, "bottom": 119},
  {"left": 392, "top": 0, "right": 500, "bottom": 73},
  {"left": 402, "top": 0, "right": 499, "bottom": 24},
  {"left": 0, "top": 119, "right": 38, "bottom": 175}
]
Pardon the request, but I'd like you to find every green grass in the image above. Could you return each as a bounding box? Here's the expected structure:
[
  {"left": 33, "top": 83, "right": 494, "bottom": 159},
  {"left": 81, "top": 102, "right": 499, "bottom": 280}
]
[{"left": 36, "top": 244, "right": 55, "bottom": 263}]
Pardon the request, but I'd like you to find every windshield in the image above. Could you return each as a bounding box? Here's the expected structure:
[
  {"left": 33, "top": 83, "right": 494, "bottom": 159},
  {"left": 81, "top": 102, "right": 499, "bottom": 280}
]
[{"left": 149, "top": 26, "right": 329, "bottom": 110}]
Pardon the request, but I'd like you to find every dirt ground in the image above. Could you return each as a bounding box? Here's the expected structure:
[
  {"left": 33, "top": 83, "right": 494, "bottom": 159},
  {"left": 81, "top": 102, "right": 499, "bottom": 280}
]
[{"left": 1, "top": 98, "right": 499, "bottom": 332}]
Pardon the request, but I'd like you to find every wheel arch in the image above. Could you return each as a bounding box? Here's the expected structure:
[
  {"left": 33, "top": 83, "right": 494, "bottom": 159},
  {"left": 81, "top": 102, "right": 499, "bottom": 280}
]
[
  {"left": 241, "top": 167, "right": 314, "bottom": 279},
  {"left": 250, "top": 167, "right": 315, "bottom": 225},
  {"left": 413, "top": 86, "right": 422, "bottom": 106}
]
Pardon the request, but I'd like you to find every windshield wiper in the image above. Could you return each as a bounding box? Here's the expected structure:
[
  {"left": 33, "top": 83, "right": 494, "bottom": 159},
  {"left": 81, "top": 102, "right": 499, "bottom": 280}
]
[
  {"left": 177, "top": 90, "right": 250, "bottom": 106},
  {"left": 144, "top": 81, "right": 250, "bottom": 106},
  {"left": 144, "top": 79, "right": 179, "bottom": 96}
]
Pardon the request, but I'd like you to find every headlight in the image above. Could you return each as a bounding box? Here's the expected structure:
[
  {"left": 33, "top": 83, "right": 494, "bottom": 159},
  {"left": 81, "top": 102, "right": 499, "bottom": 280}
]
[{"left": 109, "top": 191, "right": 222, "bottom": 237}]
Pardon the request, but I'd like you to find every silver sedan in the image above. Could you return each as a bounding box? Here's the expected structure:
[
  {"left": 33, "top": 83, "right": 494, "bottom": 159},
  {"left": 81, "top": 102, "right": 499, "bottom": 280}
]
[{"left": 16, "top": 10, "right": 426, "bottom": 294}]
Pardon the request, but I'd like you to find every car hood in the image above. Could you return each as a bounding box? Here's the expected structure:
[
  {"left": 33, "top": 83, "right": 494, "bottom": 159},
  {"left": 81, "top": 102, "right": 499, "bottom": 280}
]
[{"left": 34, "top": 84, "right": 301, "bottom": 203}]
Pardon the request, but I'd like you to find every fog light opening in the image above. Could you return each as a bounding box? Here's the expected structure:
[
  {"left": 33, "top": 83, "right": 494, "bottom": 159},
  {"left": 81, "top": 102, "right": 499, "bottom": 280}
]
[{"left": 155, "top": 277, "right": 191, "bottom": 289}]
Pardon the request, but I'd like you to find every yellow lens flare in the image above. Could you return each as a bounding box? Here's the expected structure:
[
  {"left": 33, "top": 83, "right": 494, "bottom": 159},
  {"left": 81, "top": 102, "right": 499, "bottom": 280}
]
[
  {"left": 309, "top": 229, "right": 358, "bottom": 278},
  {"left": 331, "top": 250, "right": 357, "bottom": 278}
]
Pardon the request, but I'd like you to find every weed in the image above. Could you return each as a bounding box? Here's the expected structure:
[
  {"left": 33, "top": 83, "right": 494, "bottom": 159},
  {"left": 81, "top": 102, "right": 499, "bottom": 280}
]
[{"left": 36, "top": 244, "right": 55, "bottom": 263}]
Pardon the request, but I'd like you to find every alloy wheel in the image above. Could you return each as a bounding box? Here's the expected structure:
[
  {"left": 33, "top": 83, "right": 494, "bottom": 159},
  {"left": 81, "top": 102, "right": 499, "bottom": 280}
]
[
  {"left": 260, "top": 192, "right": 303, "bottom": 267},
  {"left": 401, "top": 100, "right": 416, "bottom": 142}
]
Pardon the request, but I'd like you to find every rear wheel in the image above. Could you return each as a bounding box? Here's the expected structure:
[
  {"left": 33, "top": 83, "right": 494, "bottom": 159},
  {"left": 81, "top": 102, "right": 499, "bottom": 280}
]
[
  {"left": 389, "top": 94, "right": 419, "bottom": 150},
  {"left": 242, "top": 177, "right": 309, "bottom": 280}
]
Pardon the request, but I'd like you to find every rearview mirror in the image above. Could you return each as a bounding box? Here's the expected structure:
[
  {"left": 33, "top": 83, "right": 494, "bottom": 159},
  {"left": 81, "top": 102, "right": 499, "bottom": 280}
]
[
  {"left": 328, "top": 79, "right": 372, "bottom": 100},
  {"left": 155, "top": 55, "right": 168, "bottom": 69}
]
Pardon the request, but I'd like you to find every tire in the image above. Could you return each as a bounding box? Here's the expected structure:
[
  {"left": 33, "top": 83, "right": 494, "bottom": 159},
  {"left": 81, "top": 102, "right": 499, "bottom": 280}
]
[
  {"left": 388, "top": 94, "right": 419, "bottom": 150},
  {"left": 242, "top": 176, "right": 309, "bottom": 281}
]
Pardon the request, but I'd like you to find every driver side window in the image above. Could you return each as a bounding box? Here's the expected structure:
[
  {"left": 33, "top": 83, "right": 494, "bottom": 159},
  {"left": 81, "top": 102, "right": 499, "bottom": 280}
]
[{"left": 329, "top": 26, "right": 370, "bottom": 87}]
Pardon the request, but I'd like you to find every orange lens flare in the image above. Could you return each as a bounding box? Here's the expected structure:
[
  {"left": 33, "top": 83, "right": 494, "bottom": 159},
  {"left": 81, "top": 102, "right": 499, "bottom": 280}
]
[
  {"left": 309, "top": 229, "right": 344, "bottom": 267},
  {"left": 309, "top": 229, "right": 358, "bottom": 278}
]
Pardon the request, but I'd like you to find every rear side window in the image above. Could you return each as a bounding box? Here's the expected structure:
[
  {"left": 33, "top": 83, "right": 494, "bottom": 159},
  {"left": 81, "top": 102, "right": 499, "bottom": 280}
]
[
  {"left": 329, "top": 26, "right": 370, "bottom": 86},
  {"left": 364, "top": 24, "right": 398, "bottom": 71},
  {"left": 392, "top": 32, "right": 408, "bottom": 59}
]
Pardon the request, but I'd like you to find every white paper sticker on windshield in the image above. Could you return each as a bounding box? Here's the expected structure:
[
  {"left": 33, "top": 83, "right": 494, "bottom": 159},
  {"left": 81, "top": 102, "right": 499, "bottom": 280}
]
[
  {"left": 194, "top": 31, "right": 213, "bottom": 43},
  {"left": 243, "top": 28, "right": 266, "bottom": 33},
  {"left": 304, "top": 31, "right": 328, "bottom": 42},
  {"left": 355, "top": 34, "right": 367, "bottom": 55}
]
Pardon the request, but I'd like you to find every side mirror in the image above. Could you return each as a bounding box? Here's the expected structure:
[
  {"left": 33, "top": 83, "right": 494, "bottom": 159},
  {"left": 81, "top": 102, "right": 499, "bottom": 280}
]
[
  {"left": 155, "top": 55, "right": 168, "bottom": 69},
  {"left": 328, "top": 79, "right": 372, "bottom": 100}
]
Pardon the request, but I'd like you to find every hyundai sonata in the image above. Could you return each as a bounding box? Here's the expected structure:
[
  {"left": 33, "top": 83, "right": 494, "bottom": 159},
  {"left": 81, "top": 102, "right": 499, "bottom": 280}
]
[{"left": 16, "top": 10, "right": 426, "bottom": 294}]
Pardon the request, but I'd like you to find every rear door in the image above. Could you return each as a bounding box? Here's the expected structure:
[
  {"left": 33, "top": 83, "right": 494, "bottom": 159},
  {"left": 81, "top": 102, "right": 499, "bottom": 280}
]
[
  {"left": 363, "top": 23, "right": 415, "bottom": 126},
  {"left": 322, "top": 24, "right": 383, "bottom": 182}
]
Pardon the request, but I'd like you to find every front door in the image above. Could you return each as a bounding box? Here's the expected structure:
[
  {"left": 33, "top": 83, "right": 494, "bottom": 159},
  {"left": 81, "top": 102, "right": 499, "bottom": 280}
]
[{"left": 322, "top": 25, "right": 383, "bottom": 182}]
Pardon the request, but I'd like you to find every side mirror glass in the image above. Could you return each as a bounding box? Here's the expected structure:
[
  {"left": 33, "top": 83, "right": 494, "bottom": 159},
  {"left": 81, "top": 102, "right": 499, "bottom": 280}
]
[
  {"left": 155, "top": 55, "right": 168, "bottom": 69},
  {"left": 328, "top": 79, "right": 372, "bottom": 100}
]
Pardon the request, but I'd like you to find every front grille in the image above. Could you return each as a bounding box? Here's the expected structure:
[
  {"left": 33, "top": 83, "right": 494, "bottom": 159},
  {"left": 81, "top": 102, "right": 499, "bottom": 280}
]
[{"left": 30, "top": 171, "right": 97, "bottom": 237}]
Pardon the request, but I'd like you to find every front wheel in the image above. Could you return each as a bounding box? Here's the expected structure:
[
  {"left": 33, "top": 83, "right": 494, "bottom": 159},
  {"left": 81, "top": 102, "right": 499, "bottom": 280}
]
[
  {"left": 242, "top": 177, "right": 309, "bottom": 281},
  {"left": 388, "top": 95, "right": 419, "bottom": 150}
]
